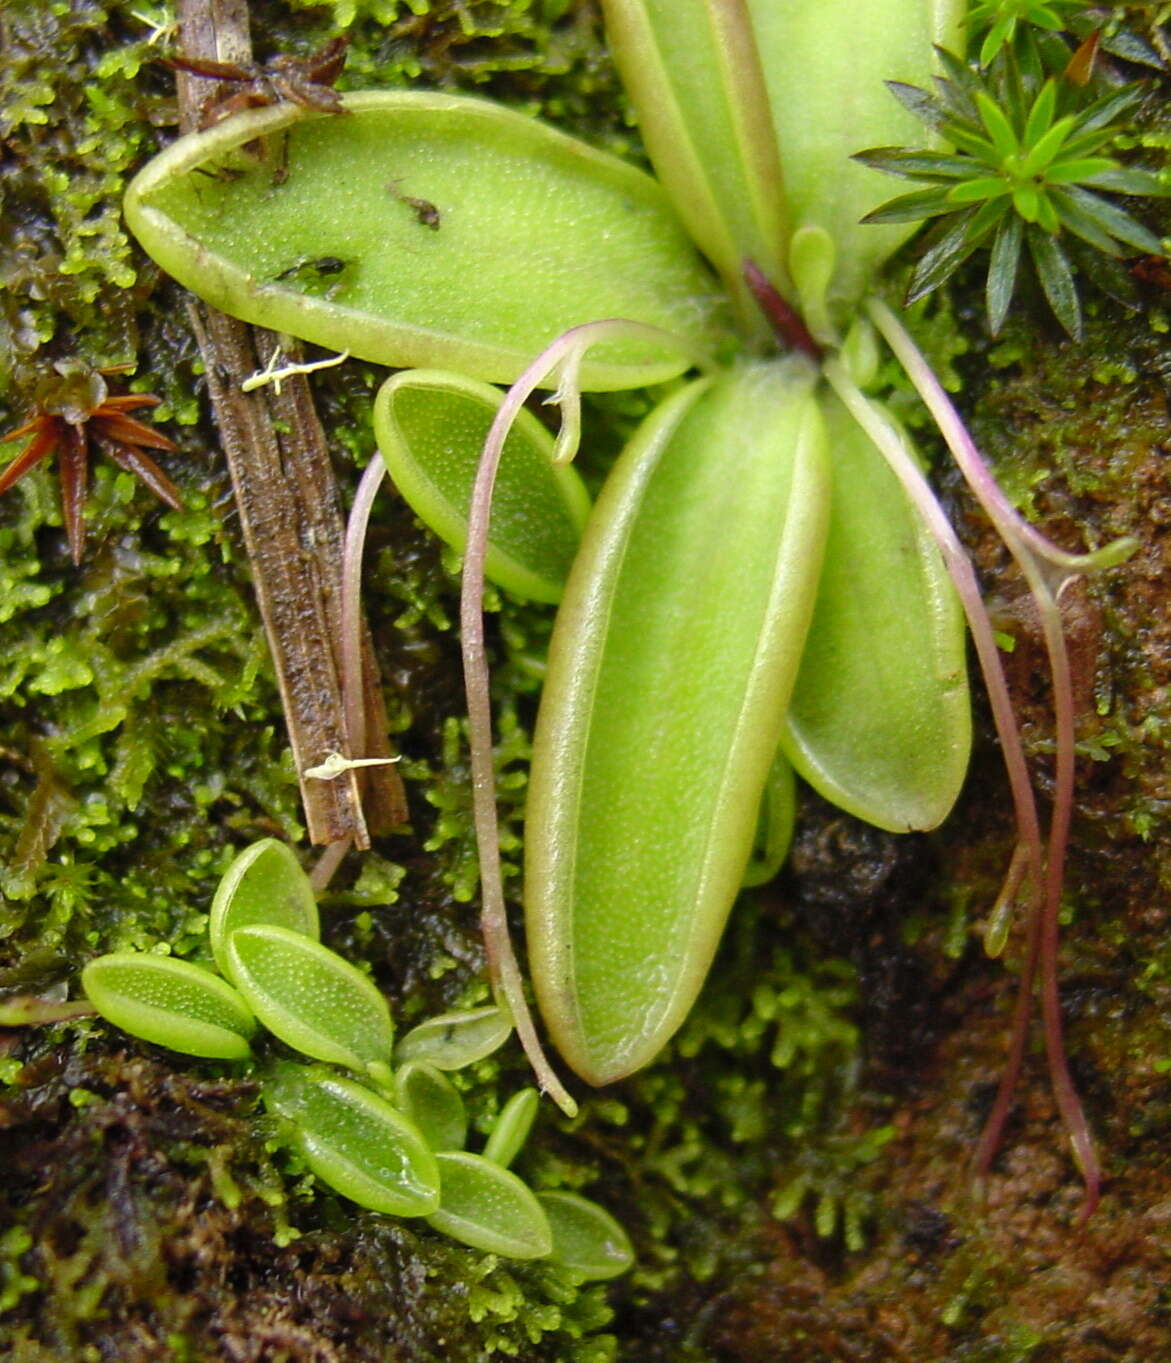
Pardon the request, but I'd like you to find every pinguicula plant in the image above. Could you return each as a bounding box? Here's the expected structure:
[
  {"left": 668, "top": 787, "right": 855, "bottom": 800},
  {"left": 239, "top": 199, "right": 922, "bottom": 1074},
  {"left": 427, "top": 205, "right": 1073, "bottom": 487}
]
[
  {"left": 116, "top": 0, "right": 1155, "bottom": 1220},
  {"left": 81, "top": 838, "right": 633, "bottom": 1277}
]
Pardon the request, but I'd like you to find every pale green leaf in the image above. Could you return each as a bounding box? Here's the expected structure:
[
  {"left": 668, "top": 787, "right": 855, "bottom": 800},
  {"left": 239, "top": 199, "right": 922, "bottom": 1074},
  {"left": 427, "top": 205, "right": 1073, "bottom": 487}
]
[
  {"left": 482, "top": 1087, "right": 539, "bottom": 1169},
  {"left": 394, "top": 1005, "right": 512, "bottom": 1071},
  {"left": 426, "top": 1151, "right": 553, "bottom": 1259},
  {"left": 82, "top": 952, "right": 256, "bottom": 1061},
  {"left": 209, "top": 838, "right": 319, "bottom": 978},
  {"left": 374, "top": 370, "right": 589, "bottom": 604},
  {"left": 225, "top": 925, "right": 394, "bottom": 1078},
  {"left": 748, "top": 0, "right": 965, "bottom": 317},
  {"left": 123, "top": 92, "right": 731, "bottom": 391},
  {"left": 740, "top": 751, "right": 797, "bottom": 888},
  {"left": 600, "top": 0, "right": 789, "bottom": 339},
  {"left": 781, "top": 388, "right": 970, "bottom": 832},
  {"left": 538, "top": 1191, "right": 635, "bottom": 1280},
  {"left": 264, "top": 1063, "right": 440, "bottom": 1217},
  {"left": 526, "top": 361, "right": 831, "bottom": 1084},
  {"left": 393, "top": 1060, "right": 468, "bottom": 1151}
]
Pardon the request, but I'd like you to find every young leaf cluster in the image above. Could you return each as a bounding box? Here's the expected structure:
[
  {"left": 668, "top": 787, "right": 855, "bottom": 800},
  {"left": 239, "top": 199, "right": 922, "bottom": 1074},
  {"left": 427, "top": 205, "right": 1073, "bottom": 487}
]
[
  {"left": 80, "top": 837, "right": 632, "bottom": 1278},
  {"left": 966, "top": 0, "right": 1083, "bottom": 68},
  {"left": 858, "top": 43, "right": 1166, "bottom": 335}
]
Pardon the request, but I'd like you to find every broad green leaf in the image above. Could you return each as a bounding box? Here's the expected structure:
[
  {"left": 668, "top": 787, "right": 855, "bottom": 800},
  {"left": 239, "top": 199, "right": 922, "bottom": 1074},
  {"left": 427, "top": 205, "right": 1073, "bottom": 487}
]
[
  {"left": 394, "top": 1006, "right": 512, "bottom": 1071},
  {"left": 741, "top": 750, "right": 797, "bottom": 889},
  {"left": 748, "top": 0, "right": 965, "bottom": 320},
  {"left": 482, "top": 1087, "right": 539, "bottom": 1169},
  {"left": 600, "top": 0, "right": 789, "bottom": 339},
  {"left": 526, "top": 360, "right": 831, "bottom": 1084},
  {"left": 781, "top": 388, "right": 970, "bottom": 832},
  {"left": 123, "top": 92, "right": 732, "bottom": 391},
  {"left": 537, "top": 1191, "right": 635, "bottom": 1280},
  {"left": 225, "top": 925, "right": 394, "bottom": 1081},
  {"left": 374, "top": 370, "right": 589, "bottom": 604},
  {"left": 209, "top": 838, "right": 319, "bottom": 978},
  {"left": 394, "top": 1061, "right": 468, "bottom": 1151},
  {"left": 426, "top": 1151, "right": 553, "bottom": 1259},
  {"left": 264, "top": 1063, "right": 440, "bottom": 1217},
  {"left": 82, "top": 952, "right": 256, "bottom": 1061}
]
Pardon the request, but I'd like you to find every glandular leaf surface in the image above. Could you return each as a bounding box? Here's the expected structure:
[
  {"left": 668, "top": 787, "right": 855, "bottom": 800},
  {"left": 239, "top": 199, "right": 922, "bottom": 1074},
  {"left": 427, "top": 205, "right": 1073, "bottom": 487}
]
[
  {"left": 782, "top": 388, "right": 970, "bottom": 831},
  {"left": 601, "top": 0, "right": 790, "bottom": 338},
  {"left": 264, "top": 1064, "right": 440, "bottom": 1217},
  {"left": 748, "top": 0, "right": 964, "bottom": 317},
  {"left": 124, "top": 92, "right": 733, "bottom": 390},
  {"left": 209, "top": 838, "right": 319, "bottom": 977},
  {"left": 426, "top": 1151, "right": 553, "bottom": 1259},
  {"left": 526, "top": 359, "right": 831, "bottom": 1084},
  {"left": 82, "top": 952, "right": 256, "bottom": 1061},
  {"left": 538, "top": 1190, "right": 635, "bottom": 1280},
  {"left": 225, "top": 924, "right": 394, "bottom": 1078},
  {"left": 394, "top": 1005, "right": 512, "bottom": 1071},
  {"left": 375, "top": 369, "right": 589, "bottom": 603},
  {"left": 394, "top": 1061, "right": 468, "bottom": 1152}
]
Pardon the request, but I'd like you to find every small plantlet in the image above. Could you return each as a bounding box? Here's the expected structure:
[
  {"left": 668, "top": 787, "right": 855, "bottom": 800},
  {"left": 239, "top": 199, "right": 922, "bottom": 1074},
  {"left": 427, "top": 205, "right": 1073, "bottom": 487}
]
[{"left": 77, "top": 839, "right": 630, "bottom": 1273}]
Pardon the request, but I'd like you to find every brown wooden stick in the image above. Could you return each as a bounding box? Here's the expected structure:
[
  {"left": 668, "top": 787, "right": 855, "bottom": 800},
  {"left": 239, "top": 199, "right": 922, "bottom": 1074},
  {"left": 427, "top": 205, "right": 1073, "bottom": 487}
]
[{"left": 177, "top": 0, "right": 406, "bottom": 844}]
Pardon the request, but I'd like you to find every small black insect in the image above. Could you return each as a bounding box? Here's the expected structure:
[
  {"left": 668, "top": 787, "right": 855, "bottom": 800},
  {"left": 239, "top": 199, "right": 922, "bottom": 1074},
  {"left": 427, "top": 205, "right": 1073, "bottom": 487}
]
[
  {"left": 388, "top": 181, "right": 442, "bottom": 231},
  {"left": 276, "top": 256, "right": 346, "bottom": 281}
]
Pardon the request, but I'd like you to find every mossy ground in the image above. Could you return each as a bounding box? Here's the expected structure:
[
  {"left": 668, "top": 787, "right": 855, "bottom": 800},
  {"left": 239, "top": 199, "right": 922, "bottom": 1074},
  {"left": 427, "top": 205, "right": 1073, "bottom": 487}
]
[{"left": 2, "top": 3, "right": 1171, "bottom": 1361}]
